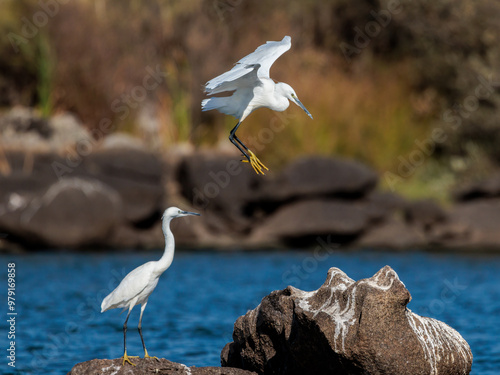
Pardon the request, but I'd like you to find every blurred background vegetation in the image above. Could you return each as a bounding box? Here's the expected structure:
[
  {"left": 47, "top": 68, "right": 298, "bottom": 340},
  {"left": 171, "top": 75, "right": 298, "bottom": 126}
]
[{"left": 1, "top": 0, "right": 500, "bottom": 201}]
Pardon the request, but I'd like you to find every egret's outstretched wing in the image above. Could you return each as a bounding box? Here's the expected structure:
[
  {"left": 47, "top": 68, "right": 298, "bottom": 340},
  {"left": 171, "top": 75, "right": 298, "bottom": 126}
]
[
  {"left": 238, "top": 36, "right": 291, "bottom": 79},
  {"left": 205, "top": 64, "right": 260, "bottom": 95},
  {"left": 204, "top": 36, "right": 291, "bottom": 95}
]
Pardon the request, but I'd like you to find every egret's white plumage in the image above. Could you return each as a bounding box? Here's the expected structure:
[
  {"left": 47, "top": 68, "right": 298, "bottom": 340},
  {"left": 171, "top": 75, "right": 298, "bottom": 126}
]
[
  {"left": 202, "top": 36, "right": 312, "bottom": 175},
  {"left": 101, "top": 207, "right": 200, "bottom": 366},
  {"left": 203, "top": 36, "right": 292, "bottom": 95}
]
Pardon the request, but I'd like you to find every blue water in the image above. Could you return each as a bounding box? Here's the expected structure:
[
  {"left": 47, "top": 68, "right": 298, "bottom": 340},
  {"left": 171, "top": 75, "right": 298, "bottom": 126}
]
[{"left": 1, "top": 249, "right": 499, "bottom": 375}]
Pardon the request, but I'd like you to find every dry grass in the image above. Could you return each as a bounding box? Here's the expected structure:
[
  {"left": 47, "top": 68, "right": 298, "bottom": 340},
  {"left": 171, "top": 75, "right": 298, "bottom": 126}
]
[{"left": 234, "top": 55, "right": 433, "bottom": 172}]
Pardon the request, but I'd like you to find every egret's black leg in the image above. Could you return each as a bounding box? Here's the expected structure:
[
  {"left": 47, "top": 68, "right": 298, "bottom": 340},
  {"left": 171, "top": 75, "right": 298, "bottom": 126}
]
[
  {"left": 229, "top": 122, "right": 258, "bottom": 161},
  {"left": 229, "top": 122, "right": 269, "bottom": 175},
  {"left": 229, "top": 121, "right": 250, "bottom": 160},
  {"left": 138, "top": 303, "right": 158, "bottom": 360},
  {"left": 122, "top": 308, "right": 137, "bottom": 366}
]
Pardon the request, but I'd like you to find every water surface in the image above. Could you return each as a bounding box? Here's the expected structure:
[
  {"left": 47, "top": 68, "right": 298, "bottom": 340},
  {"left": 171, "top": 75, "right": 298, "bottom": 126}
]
[{"left": 1, "top": 249, "right": 499, "bottom": 374}]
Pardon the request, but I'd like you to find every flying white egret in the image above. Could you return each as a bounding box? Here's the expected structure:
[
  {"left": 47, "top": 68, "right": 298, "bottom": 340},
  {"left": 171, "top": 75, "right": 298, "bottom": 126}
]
[
  {"left": 202, "top": 36, "right": 313, "bottom": 175},
  {"left": 101, "top": 207, "right": 200, "bottom": 366}
]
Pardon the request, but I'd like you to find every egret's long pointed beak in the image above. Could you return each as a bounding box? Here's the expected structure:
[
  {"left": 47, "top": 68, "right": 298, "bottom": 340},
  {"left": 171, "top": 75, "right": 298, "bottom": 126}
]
[
  {"left": 294, "top": 97, "right": 313, "bottom": 119},
  {"left": 182, "top": 210, "right": 201, "bottom": 216}
]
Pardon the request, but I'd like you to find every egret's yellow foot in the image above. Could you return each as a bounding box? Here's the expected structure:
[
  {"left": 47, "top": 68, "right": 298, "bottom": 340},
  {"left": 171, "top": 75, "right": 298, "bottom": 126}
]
[
  {"left": 144, "top": 349, "right": 159, "bottom": 361},
  {"left": 242, "top": 150, "right": 269, "bottom": 175},
  {"left": 122, "top": 350, "right": 138, "bottom": 366}
]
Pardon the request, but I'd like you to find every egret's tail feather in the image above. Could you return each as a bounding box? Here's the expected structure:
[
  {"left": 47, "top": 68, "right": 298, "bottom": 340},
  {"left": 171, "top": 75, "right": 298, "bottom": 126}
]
[
  {"left": 201, "top": 98, "right": 213, "bottom": 111},
  {"left": 201, "top": 97, "right": 225, "bottom": 111},
  {"left": 201, "top": 97, "right": 238, "bottom": 118}
]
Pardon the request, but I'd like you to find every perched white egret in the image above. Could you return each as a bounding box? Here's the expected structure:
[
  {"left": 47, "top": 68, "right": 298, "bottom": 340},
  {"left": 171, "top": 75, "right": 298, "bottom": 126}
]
[
  {"left": 202, "top": 36, "right": 313, "bottom": 175},
  {"left": 101, "top": 207, "right": 200, "bottom": 366}
]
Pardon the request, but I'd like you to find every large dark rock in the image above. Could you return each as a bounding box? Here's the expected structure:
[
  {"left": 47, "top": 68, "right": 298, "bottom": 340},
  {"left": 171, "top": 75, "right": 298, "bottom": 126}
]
[
  {"left": 356, "top": 217, "right": 426, "bottom": 249},
  {"left": 177, "top": 152, "right": 263, "bottom": 233},
  {"left": 0, "top": 151, "right": 60, "bottom": 193},
  {"left": 447, "top": 198, "right": 500, "bottom": 247},
  {"left": 81, "top": 149, "right": 165, "bottom": 223},
  {"left": 249, "top": 199, "right": 379, "bottom": 246},
  {"left": 0, "top": 149, "right": 165, "bottom": 226},
  {"left": 0, "top": 148, "right": 166, "bottom": 249},
  {"left": 254, "top": 156, "right": 378, "bottom": 204},
  {"left": 453, "top": 172, "right": 500, "bottom": 201},
  {"left": 67, "top": 358, "right": 257, "bottom": 375},
  {"left": 356, "top": 198, "right": 449, "bottom": 249},
  {"left": 1, "top": 177, "right": 122, "bottom": 248},
  {"left": 364, "top": 190, "right": 408, "bottom": 215},
  {"left": 403, "top": 199, "right": 448, "bottom": 230},
  {"left": 222, "top": 266, "right": 472, "bottom": 375}
]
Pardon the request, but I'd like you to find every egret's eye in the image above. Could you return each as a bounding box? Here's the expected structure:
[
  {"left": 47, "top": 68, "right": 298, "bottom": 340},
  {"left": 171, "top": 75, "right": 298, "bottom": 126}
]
[{"left": 178, "top": 210, "right": 182, "bottom": 214}]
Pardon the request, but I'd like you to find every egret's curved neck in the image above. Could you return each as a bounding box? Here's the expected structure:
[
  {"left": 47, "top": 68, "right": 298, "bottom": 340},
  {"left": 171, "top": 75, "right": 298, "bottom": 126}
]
[
  {"left": 156, "top": 217, "right": 175, "bottom": 275},
  {"left": 273, "top": 82, "right": 292, "bottom": 112}
]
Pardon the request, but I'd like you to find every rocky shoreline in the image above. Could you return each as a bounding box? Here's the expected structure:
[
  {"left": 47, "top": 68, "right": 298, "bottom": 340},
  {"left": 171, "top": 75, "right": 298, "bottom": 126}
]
[
  {"left": 67, "top": 358, "right": 257, "bottom": 375},
  {"left": 67, "top": 266, "right": 473, "bottom": 375},
  {"left": 1, "top": 107, "right": 500, "bottom": 251}
]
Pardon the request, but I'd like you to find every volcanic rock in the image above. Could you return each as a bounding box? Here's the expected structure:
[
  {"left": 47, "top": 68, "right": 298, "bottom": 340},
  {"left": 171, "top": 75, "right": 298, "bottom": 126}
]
[
  {"left": 254, "top": 156, "right": 378, "bottom": 203},
  {"left": 403, "top": 199, "right": 448, "bottom": 230},
  {"left": 356, "top": 217, "right": 426, "bottom": 249},
  {"left": 177, "top": 152, "right": 263, "bottom": 233},
  {"left": 249, "top": 199, "right": 376, "bottom": 246},
  {"left": 2, "top": 177, "right": 122, "bottom": 248},
  {"left": 81, "top": 148, "right": 165, "bottom": 223},
  {"left": 67, "top": 357, "right": 257, "bottom": 375},
  {"left": 364, "top": 190, "right": 408, "bottom": 216},
  {"left": 447, "top": 198, "right": 500, "bottom": 247},
  {"left": 0, "top": 147, "right": 166, "bottom": 249},
  {"left": 222, "top": 266, "right": 472, "bottom": 375},
  {"left": 453, "top": 172, "right": 500, "bottom": 201}
]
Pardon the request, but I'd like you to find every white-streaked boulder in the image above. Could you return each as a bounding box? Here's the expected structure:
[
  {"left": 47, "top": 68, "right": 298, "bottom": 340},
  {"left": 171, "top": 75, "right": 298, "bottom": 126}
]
[{"left": 222, "top": 266, "right": 472, "bottom": 375}]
